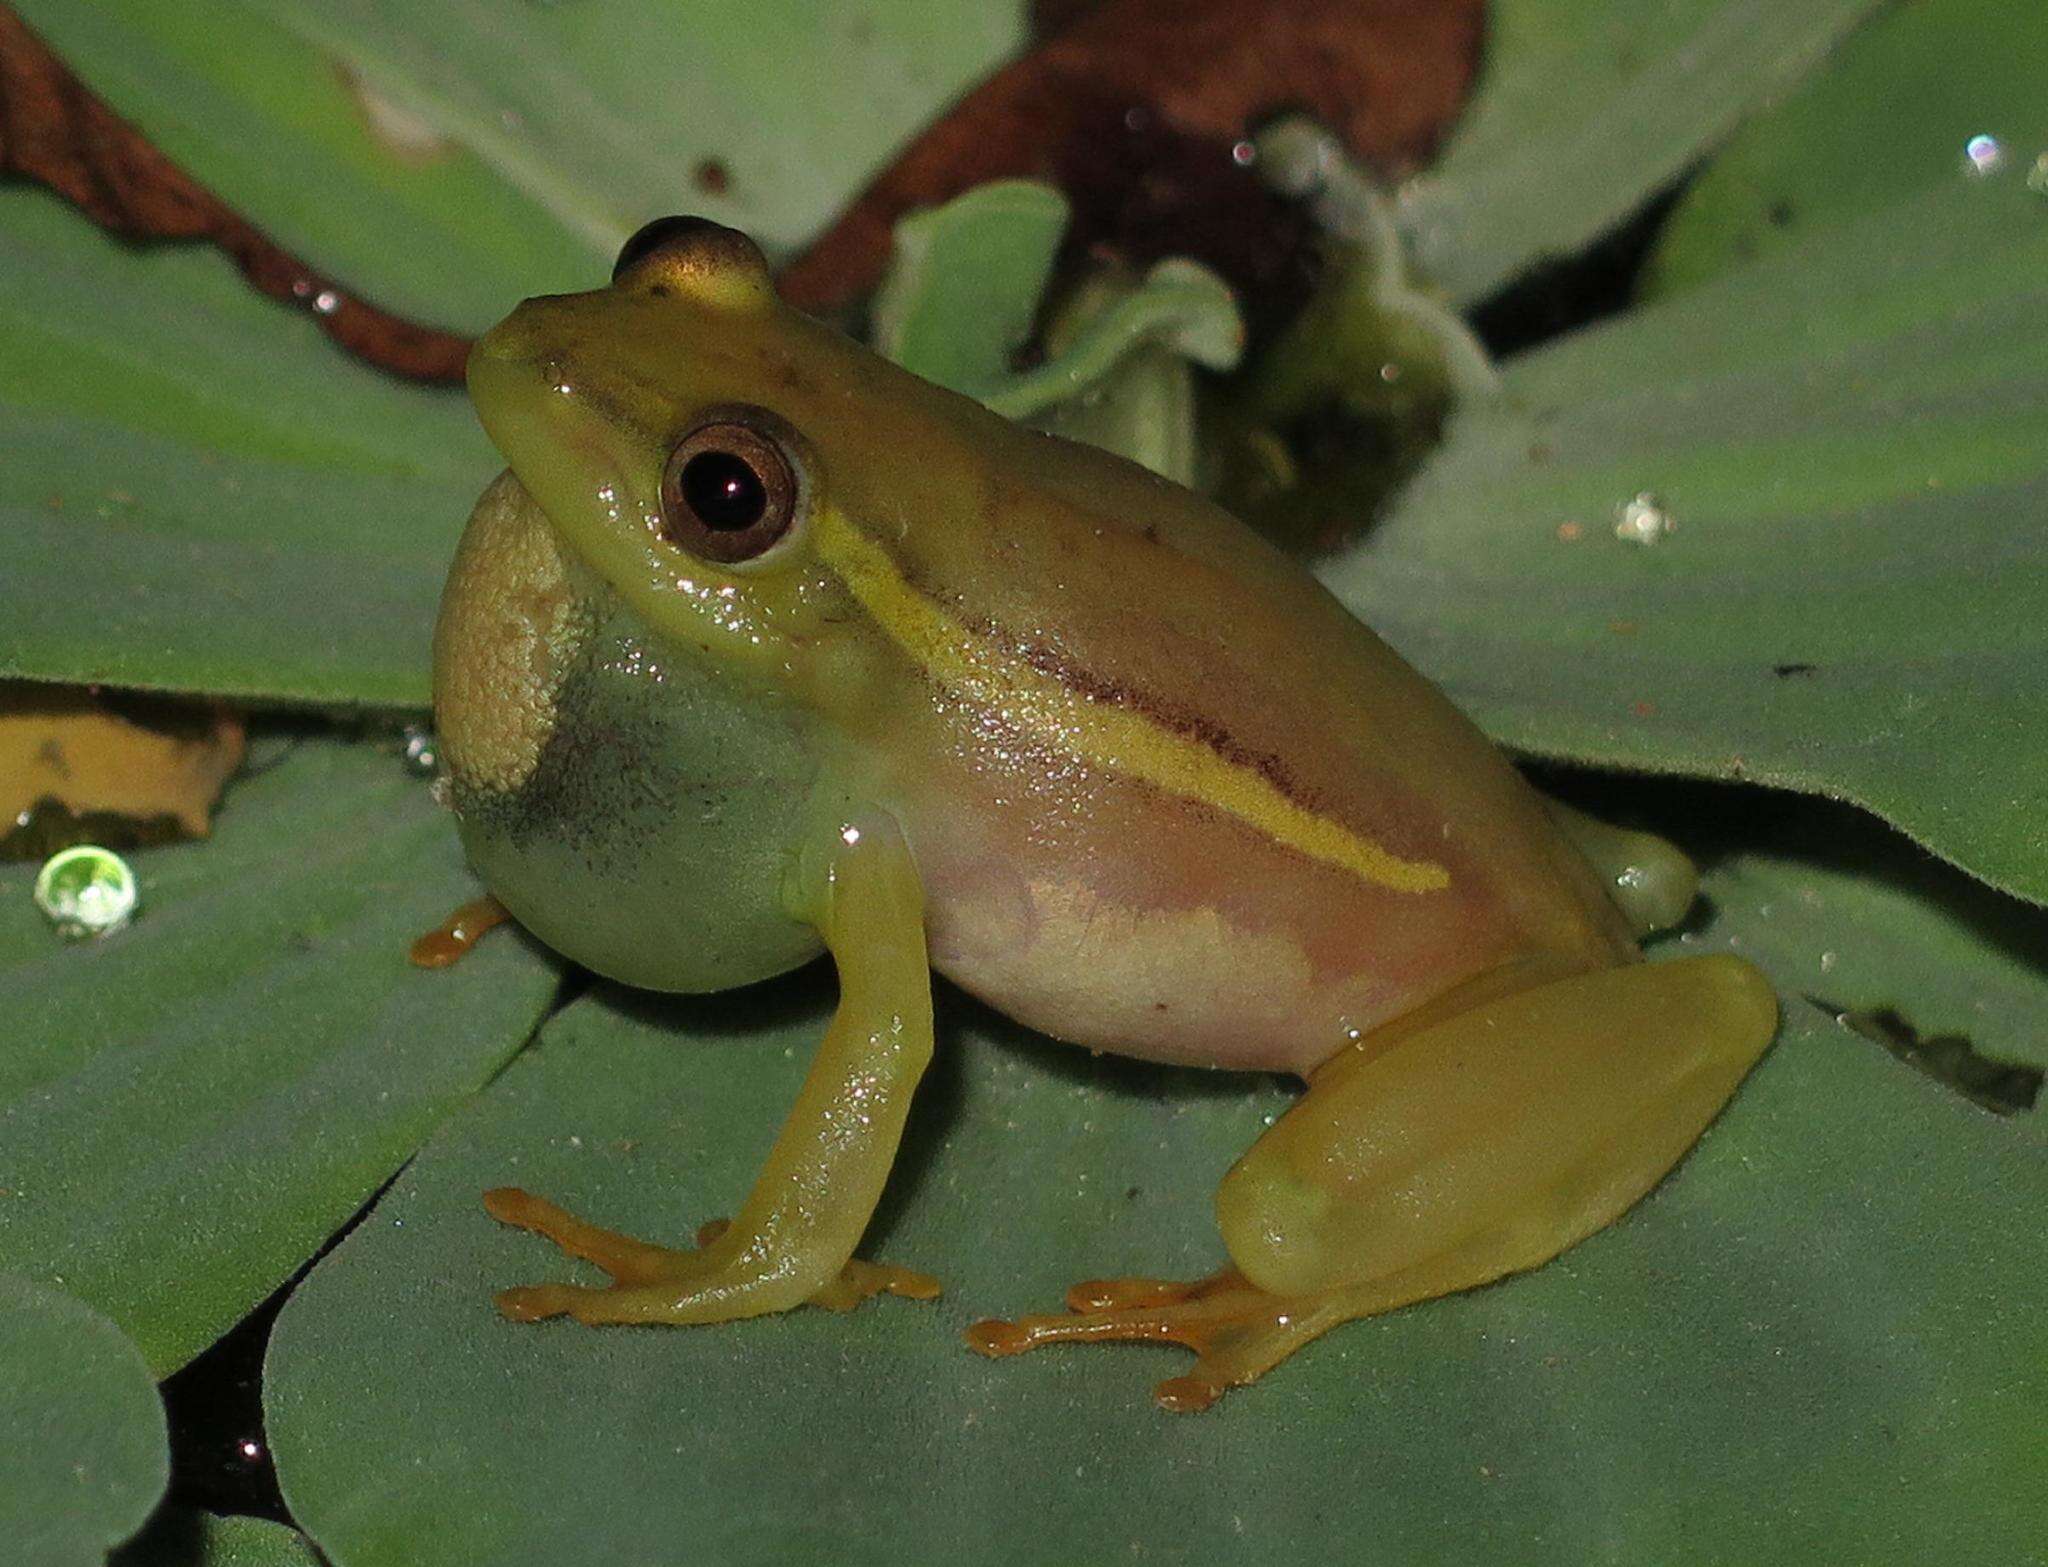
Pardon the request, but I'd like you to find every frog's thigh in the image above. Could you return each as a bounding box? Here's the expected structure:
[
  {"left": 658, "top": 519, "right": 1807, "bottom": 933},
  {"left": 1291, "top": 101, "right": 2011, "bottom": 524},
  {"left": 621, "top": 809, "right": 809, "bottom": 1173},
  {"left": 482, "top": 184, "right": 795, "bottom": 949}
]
[
  {"left": 971, "top": 955, "right": 1774, "bottom": 1410},
  {"left": 1218, "top": 953, "right": 1778, "bottom": 1301}
]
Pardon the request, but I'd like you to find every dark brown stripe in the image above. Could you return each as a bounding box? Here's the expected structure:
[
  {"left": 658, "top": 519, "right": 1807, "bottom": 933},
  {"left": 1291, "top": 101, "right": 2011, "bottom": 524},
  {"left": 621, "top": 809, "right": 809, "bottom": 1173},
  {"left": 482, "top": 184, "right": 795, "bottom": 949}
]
[{"left": 986, "top": 618, "right": 1326, "bottom": 818}]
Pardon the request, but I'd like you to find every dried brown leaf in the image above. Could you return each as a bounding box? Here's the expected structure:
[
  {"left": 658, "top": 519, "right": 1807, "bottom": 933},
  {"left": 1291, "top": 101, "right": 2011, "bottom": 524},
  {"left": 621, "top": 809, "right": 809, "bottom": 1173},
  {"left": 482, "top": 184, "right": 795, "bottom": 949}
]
[
  {"left": 0, "top": 682, "right": 245, "bottom": 854},
  {"left": 779, "top": 0, "right": 1486, "bottom": 316}
]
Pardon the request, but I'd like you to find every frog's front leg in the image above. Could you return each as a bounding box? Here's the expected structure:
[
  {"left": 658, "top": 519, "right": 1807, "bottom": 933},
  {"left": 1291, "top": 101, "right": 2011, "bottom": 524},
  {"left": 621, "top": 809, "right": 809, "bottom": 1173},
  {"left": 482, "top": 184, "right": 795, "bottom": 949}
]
[
  {"left": 971, "top": 954, "right": 1777, "bottom": 1410},
  {"left": 486, "top": 809, "right": 940, "bottom": 1324}
]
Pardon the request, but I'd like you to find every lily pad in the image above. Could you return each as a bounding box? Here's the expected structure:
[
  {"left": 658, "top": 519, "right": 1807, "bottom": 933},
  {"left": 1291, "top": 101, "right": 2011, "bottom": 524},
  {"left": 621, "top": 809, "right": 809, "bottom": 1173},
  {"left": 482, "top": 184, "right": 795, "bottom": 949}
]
[
  {"left": 6, "top": 0, "right": 599, "bottom": 332},
  {"left": 1644, "top": 0, "right": 2048, "bottom": 298},
  {"left": 0, "top": 186, "right": 488, "bottom": 707},
  {"left": 1399, "top": 0, "right": 1885, "bottom": 306},
  {"left": 264, "top": 823, "right": 2047, "bottom": 1563},
  {"left": 11, "top": 0, "right": 1023, "bottom": 329},
  {"left": 235, "top": 0, "right": 1021, "bottom": 276},
  {"left": 1692, "top": 807, "right": 2048, "bottom": 1086},
  {"left": 0, "top": 0, "right": 1024, "bottom": 710},
  {"left": 0, "top": 1272, "right": 168, "bottom": 1567},
  {"left": 0, "top": 735, "right": 558, "bottom": 1374},
  {"left": 1326, "top": 165, "right": 2048, "bottom": 905}
]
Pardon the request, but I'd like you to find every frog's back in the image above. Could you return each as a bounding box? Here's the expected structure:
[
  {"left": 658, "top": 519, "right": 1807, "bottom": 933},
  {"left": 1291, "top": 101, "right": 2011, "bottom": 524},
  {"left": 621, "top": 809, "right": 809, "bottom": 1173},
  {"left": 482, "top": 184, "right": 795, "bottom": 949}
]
[{"left": 817, "top": 388, "right": 1636, "bottom": 1076}]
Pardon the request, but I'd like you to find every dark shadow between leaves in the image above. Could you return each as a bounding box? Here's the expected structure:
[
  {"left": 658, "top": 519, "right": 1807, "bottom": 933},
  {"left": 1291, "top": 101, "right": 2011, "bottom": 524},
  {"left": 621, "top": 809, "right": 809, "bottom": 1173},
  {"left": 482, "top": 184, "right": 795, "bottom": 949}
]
[{"left": 1803, "top": 998, "right": 2039, "bottom": 1116}]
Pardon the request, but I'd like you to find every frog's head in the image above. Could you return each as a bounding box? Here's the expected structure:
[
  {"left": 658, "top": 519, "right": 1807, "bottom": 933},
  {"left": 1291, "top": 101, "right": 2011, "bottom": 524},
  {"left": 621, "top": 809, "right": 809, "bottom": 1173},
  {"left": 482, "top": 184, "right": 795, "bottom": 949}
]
[
  {"left": 463, "top": 216, "right": 941, "bottom": 697},
  {"left": 436, "top": 217, "right": 938, "bottom": 992}
]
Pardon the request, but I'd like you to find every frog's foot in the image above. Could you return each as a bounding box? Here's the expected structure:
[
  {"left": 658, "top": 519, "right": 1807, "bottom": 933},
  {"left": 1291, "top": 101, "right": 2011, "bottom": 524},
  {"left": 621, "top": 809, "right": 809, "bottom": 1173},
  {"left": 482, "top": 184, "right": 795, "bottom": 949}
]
[
  {"left": 483, "top": 1189, "right": 939, "bottom": 1323},
  {"left": 967, "top": 1269, "right": 1346, "bottom": 1413}
]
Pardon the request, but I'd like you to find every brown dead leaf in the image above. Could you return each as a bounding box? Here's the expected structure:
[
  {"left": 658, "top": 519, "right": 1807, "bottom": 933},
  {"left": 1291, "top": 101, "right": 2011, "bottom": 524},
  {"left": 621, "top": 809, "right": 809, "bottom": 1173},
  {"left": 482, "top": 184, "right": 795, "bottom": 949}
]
[
  {"left": 0, "top": 2, "right": 471, "bottom": 383},
  {"left": 0, "top": 682, "right": 245, "bottom": 856},
  {"left": 779, "top": 0, "right": 1486, "bottom": 317}
]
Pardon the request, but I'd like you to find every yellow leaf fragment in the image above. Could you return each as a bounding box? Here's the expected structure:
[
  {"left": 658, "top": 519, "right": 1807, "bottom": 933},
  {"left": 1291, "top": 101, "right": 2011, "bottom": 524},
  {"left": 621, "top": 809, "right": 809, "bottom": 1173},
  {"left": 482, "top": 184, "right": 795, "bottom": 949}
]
[{"left": 0, "top": 682, "right": 245, "bottom": 848}]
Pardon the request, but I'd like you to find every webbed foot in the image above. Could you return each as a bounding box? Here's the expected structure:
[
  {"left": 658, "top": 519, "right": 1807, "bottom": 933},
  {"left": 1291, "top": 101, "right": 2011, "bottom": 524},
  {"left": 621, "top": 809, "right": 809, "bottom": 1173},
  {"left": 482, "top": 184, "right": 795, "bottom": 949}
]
[{"left": 968, "top": 1268, "right": 1343, "bottom": 1413}]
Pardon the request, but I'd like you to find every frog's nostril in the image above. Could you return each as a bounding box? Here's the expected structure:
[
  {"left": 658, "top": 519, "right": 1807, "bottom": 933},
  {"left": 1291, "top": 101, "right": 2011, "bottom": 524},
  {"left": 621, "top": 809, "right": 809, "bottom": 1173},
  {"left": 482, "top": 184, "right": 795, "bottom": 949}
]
[
  {"left": 465, "top": 312, "right": 554, "bottom": 417},
  {"left": 469, "top": 309, "right": 539, "bottom": 370}
]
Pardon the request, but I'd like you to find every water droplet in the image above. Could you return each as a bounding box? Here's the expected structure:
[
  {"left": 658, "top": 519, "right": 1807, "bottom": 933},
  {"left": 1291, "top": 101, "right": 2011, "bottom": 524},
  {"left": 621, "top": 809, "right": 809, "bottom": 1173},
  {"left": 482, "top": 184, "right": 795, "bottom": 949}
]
[
  {"left": 2028, "top": 153, "right": 2048, "bottom": 197},
  {"left": 1230, "top": 139, "right": 1256, "bottom": 168},
  {"left": 35, "top": 845, "right": 138, "bottom": 938},
  {"left": 1614, "top": 492, "right": 1675, "bottom": 545},
  {"left": 1819, "top": 950, "right": 1838, "bottom": 973},
  {"left": 401, "top": 724, "right": 438, "bottom": 776},
  {"left": 1963, "top": 133, "right": 2004, "bottom": 177},
  {"left": 311, "top": 289, "right": 341, "bottom": 316}
]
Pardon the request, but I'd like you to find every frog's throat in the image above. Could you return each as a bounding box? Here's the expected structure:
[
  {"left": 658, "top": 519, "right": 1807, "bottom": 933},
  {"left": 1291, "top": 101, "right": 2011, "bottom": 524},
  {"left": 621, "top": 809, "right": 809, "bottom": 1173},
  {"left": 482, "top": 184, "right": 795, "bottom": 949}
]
[{"left": 815, "top": 514, "right": 1451, "bottom": 896}]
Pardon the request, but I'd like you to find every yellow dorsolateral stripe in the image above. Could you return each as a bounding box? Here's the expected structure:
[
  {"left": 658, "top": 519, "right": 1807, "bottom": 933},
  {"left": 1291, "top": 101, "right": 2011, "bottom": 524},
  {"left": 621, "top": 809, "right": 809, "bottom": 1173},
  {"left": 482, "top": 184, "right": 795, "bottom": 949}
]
[{"left": 818, "top": 515, "right": 1450, "bottom": 895}]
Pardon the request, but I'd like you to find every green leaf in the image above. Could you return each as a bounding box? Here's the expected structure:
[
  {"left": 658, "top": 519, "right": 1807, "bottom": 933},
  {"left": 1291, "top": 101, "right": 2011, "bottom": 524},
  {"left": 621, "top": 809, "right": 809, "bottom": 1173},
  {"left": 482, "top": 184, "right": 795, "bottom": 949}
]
[
  {"left": 0, "top": 0, "right": 1026, "bottom": 708},
  {"left": 112, "top": 1510, "right": 323, "bottom": 1567},
  {"left": 0, "top": 1273, "right": 167, "bottom": 1567},
  {"left": 11, "top": 0, "right": 1023, "bottom": 327},
  {"left": 1687, "top": 801, "right": 2048, "bottom": 1088},
  {"left": 872, "top": 180, "right": 1071, "bottom": 393},
  {"left": 1325, "top": 168, "right": 2048, "bottom": 904},
  {"left": 868, "top": 180, "right": 1244, "bottom": 485},
  {"left": 264, "top": 825, "right": 2047, "bottom": 1564},
  {"left": 873, "top": 180, "right": 1242, "bottom": 426},
  {"left": 0, "top": 735, "right": 558, "bottom": 1374},
  {"left": 1242, "top": 121, "right": 1497, "bottom": 419},
  {"left": 0, "top": 188, "right": 489, "bottom": 707},
  {"left": 1400, "top": 0, "right": 1885, "bottom": 306},
  {"left": 230, "top": 0, "right": 1018, "bottom": 280},
  {"left": 980, "top": 259, "right": 1241, "bottom": 421},
  {"left": 8, "top": 0, "right": 601, "bottom": 332},
  {"left": 1644, "top": 0, "right": 2048, "bottom": 298}
]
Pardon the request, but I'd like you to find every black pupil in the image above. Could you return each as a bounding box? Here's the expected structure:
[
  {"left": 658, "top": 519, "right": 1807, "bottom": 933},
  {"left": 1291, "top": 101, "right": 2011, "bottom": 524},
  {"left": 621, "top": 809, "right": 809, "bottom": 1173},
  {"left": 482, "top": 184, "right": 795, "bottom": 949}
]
[{"left": 680, "top": 450, "right": 767, "bottom": 531}]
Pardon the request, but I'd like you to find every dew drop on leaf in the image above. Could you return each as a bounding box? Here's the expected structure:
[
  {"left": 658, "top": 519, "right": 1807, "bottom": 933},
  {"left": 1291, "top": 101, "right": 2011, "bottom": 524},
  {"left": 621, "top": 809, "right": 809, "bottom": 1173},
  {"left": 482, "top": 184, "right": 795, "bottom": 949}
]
[{"left": 33, "top": 843, "right": 138, "bottom": 938}]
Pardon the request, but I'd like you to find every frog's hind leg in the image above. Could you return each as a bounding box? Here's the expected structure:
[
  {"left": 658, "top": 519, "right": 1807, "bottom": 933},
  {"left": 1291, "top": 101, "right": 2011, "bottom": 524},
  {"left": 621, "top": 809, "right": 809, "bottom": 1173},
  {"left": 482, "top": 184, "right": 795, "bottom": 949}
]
[{"left": 969, "top": 954, "right": 1776, "bottom": 1411}]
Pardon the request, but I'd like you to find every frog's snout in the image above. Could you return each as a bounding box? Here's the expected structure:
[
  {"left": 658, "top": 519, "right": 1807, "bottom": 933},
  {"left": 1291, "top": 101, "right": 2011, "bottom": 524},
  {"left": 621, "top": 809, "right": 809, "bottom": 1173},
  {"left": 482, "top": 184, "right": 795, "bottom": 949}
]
[{"left": 465, "top": 303, "right": 555, "bottom": 430}]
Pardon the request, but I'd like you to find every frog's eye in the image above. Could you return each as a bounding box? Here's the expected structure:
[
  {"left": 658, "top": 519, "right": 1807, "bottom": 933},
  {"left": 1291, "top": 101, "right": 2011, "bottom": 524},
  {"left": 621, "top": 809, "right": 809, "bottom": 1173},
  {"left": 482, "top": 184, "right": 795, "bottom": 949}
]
[{"left": 658, "top": 415, "right": 801, "bottom": 564}]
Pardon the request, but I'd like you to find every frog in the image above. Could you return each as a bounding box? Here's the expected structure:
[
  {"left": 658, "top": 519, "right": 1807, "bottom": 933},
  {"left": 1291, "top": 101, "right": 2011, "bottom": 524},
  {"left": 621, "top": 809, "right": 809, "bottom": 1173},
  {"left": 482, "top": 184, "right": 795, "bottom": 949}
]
[{"left": 430, "top": 214, "right": 1779, "bottom": 1412}]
